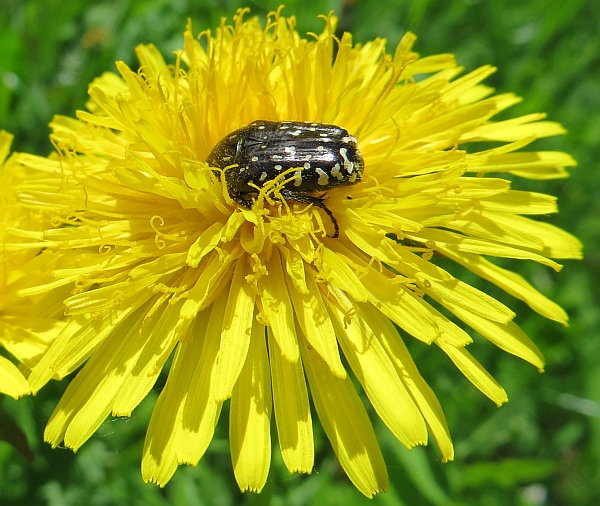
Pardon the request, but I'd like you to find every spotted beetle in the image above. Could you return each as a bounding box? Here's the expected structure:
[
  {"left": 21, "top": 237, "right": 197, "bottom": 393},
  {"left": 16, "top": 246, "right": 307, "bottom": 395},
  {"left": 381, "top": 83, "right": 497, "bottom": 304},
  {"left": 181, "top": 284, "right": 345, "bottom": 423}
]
[{"left": 206, "top": 120, "right": 364, "bottom": 238}]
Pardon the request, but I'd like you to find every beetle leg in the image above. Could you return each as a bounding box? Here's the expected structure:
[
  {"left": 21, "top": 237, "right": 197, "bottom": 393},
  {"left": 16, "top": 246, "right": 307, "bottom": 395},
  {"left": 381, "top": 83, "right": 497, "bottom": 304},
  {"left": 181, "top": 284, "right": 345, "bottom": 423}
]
[{"left": 280, "top": 190, "right": 339, "bottom": 238}]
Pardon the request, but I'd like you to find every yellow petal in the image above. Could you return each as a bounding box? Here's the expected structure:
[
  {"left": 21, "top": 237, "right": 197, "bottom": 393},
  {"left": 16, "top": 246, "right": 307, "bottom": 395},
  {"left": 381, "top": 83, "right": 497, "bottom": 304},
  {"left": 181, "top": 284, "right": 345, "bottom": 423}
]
[
  {"left": 186, "top": 221, "right": 225, "bottom": 267},
  {"left": 317, "top": 245, "right": 369, "bottom": 302},
  {"left": 179, "top": 293, "right": 226, "bottom": 463},
  {"left": 142, "top": 307, "right": 222, "bottom": 485},
  {"left": 360, "top": 304, "right": 454, "bottom": 462},
  {"left": 428, "top": 309, "right": 473, "bottom": 347},
  {"left": 113, "top": 301, "right": 189, "bottom": 416},
  {"left": 141, "top": 343, "right": 188, "bottom": 487},
  {"left": 135, "top": 43, "right": 168, "bottom": 79},
  {"left": 44, "top": 307, "right": 149, "bottom": 449},
  {"left": 258, "top": 249, "right": 300, "bottom": 361},
  {"left": 440, "top": 65, "right": 497, "bottom": 104},
  {"left": 278, "top": 245, "right": 309, "bottom": 294},
  {"left": 27, "top": 319, "right": 81, "bottom": 393},
  {"left": 360, "top": 267, "right": 440, "bottom": 344},
  {"left": 467, "top": 150, "right": 576, "bottom": 180},
  {"left": 424, "top": 275, "right": 515, "bottom": 325},
  {"left": 301, "top": 334, "right": 388, "bottom": 497},
  {"left": 437, "top": 341, "right": 508, "bottom": 406},
  {"left": 477, "top": 190, "right": 557, "bottom": 215},
  {"left": 461, "top": 114, "right": 566, "bottom": 142},
  {"left": 400, "top": 101, "right": 497, "bottom": 147},
  {"left": 452, "top": 307, "right": 545, "bottom": 370},
  {"left": 0, "top": 316, "right": 65, "bottom": 368},
  {"left": 403, "top": 53, "right": 456, "bottom": 76},
  {"left": 230, "top": 321, "right": 272, "bottom": 493},
  {"left": 28, "top": 305, "right": 136, "bottom": 392},
  {"left": 267, "top": 327, "right": 314, "bottom": 474},
  {"left": 212, "top": 258, "right": 256, "bottom": 401},
  {"left": 418, "top": 228, "right": 562, "bottom": 270},
  {"left": 0, "top": 356, "right": 30, "bottom": 398},
  {"left": 331, "top": 306, "right": 428, "bottom": 449},
  {"left": 434, "top": 242, "right": 568, "bottom": 324},
  {"left": 0, "top": 130, "right": 13, "bottom": 163},
  {"left": 180, "top": 248, "right": 237, "bottom": 320},
  {"left": 484, "top": 212, "right": 583, "bottom": 259},
  {"left": 448, "top": 210, "right": 546, "bottom": 252},
  {"left": 286, "top": 271, "right": 346, "bottom": 378},
  {"left": 391, "top": 247, "right": 516, "bottom": 325},
  {"left": 343, "top": 210, "right": 402, "bottom": 266}
]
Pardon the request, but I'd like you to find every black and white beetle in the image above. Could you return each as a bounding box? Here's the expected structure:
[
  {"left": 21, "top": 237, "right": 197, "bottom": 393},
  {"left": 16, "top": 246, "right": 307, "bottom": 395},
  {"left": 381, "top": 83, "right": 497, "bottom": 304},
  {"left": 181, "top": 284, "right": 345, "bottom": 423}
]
[{"left": 206, "top": 120, "right": 364, "bottom": 238}]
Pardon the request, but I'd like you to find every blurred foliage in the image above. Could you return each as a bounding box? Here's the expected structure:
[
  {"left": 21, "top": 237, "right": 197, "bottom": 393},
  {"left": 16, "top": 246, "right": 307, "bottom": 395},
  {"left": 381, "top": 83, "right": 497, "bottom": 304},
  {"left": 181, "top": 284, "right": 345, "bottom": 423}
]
[{"left": 1, "top": 0, "right": 599, "bottom": 504}]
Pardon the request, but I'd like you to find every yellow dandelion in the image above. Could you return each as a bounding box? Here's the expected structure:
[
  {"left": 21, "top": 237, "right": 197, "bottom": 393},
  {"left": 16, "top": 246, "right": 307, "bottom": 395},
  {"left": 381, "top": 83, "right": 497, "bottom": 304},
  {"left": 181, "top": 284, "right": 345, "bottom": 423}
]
[
  {"left": 7, "top": 8, "right": 581, "bottom": 497},
  {"left": 0, "top": 131, "right": 67, "bottom": 398}
]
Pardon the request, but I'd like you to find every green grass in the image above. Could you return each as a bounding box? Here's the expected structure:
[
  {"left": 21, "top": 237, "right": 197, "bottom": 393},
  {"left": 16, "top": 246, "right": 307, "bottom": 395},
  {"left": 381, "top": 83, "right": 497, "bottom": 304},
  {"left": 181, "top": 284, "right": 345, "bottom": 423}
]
[{"left": 1, "top": 0, "right": 599, "bottom": 504}]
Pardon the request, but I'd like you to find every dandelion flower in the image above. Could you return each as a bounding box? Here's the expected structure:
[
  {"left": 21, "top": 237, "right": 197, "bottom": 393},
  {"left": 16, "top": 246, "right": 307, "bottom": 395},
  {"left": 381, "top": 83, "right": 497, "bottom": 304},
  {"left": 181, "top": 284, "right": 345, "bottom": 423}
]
[
  {"left": 0, "top": 131, "right": 67, "bottom": 398},
  {"left": 8, "top": 8, "right": 582, "bottom": 497}
]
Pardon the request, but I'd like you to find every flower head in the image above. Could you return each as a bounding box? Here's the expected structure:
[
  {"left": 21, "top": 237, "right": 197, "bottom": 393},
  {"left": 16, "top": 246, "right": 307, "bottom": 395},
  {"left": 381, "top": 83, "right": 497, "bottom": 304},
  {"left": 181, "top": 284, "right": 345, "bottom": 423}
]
[{"left": 7, "top": 8, "right": 581, "bottom": 497}]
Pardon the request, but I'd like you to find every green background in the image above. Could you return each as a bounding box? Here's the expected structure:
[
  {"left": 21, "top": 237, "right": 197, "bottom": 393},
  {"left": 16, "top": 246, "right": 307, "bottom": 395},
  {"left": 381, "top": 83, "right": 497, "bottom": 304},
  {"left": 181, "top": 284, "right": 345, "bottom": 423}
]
[{"left": 1, "top": 0, "right": 599, "bottom": 505}]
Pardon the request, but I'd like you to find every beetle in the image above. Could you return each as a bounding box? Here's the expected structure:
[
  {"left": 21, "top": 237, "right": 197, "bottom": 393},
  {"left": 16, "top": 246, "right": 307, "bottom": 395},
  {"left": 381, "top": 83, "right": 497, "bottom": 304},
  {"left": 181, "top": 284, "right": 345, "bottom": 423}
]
[{"left": 206, "top": 120, "right": 364, "bottom": 238}]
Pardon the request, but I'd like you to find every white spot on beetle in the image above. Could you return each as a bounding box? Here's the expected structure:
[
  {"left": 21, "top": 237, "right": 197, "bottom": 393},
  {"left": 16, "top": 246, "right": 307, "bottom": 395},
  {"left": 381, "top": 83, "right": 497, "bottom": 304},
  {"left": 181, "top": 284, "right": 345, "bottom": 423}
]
[
  {"left": 342, "top": 135, "right": 357, "bottom": 144},
  {"left": 271, "top": 154, "right": 283, "bottom": 161},
  {"left": 294, "top": 170, "right": 303, "bottom": 186},
  {"left": 251, "top": 156, "right": 259, "bottom": 162},
  {"left": 258, "top": 125, "right": 266, "bottom": 130},
  {"left": 304, "top": 162, "right": 311, "bottom": 169},
  {"left": 331, "top": 163, "right": 344, "bottom": 180},
  {"left": 284, "top": 145, "right": 297, "bottom": 155},
  {"left": 274, "top": 164, "right": 282, "bottom": 171},
  {"left": 339, "top": 147, "right": 354, "bottom": 173},
  {"left": 222, "top": 156, "right": 231, "bottom": 162},
  {"left": 316, "top": 168, "right": 330, "bottom": 186},
  {"left": 259, "top": 172, "right": 268, "bottom": 181},
  {"left": 316, "top": 145, "right": 325, "bottom": 153}
]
